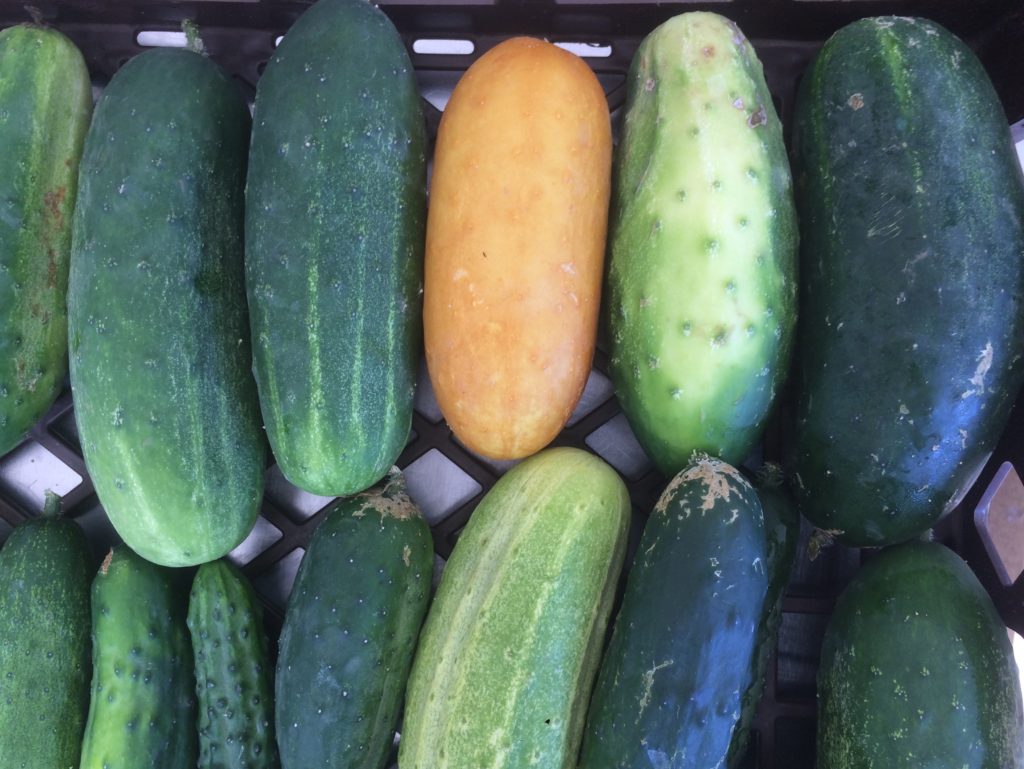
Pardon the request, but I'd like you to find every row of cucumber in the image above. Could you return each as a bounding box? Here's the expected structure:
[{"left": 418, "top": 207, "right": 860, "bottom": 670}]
[
  {"left": 1, "top": 450, "right": 1021, "bottom": 767},
  {"left": 2, "top": 1, "right": 1023, "bottom": 571}
]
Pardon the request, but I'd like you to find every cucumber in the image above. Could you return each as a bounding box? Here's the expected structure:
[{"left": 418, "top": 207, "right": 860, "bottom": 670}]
[
  {"left": 606, "top": 12, "right": 797, "bottom": 476},
  {"left": 730, "top": 467, "right": 799, "bottom": 767},
  {"left": 400, "top": 447, "right": 631, "bottom": 769},
  {"left": 68, "top": 47, "right": 264, "bottom": 566},
  {"left": 789, "top": 16, "right": 1024, "bottom": 545},
  {"left": 188, "top": 560, "right": 278, "bottom": 769},
  {"left": 275, "top": 468, "right": 432, "bottom": 769},
  {"left": 245, "top": 0, "right": 427, "bottom": 496},
  {"left": 579, "top": 455, "right": 772, "bottom": 769},
  {"left": 79, "top": 546, "right": 197, "bottom": 769},
  {"left": 0, "top": 24, "right": 92, "bottom": 454},
  {"left": 422, "top": 36, "right": 612, "bottom": 461},
  {"left": 818, "top": 541, "right": 1023, "bottom": 768},
  {"left": 0, "top": 496, "right": 92, "bottom": 769}
]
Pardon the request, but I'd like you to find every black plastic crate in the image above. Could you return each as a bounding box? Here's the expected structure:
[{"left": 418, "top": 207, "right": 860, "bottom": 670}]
[{"left": 1, "top": 3, "right": 1023, "bottom": 767}]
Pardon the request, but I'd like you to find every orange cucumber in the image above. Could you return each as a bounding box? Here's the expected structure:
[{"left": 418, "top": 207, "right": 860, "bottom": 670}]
[{"left": 423, "top": 37, "right": 612, "bottom": 460}]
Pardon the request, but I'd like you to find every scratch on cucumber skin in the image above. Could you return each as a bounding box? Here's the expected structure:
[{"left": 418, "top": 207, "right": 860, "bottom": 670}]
[
  {"left": 637, "top": 659, "right": 674, "bottom": 718},
  {"left": 960, "top": 341, "right": 993, "bottom": 399}
]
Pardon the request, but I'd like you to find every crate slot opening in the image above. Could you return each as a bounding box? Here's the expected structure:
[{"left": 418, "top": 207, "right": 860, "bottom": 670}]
[
  {"left": 136, "top": 30, "right": 189, "bottom": 48},
  {"left": 413, "top": 39, "right": 475, "bottom": 56}
]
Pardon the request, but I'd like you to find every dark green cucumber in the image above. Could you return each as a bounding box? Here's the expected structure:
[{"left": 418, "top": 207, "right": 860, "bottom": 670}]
[
  {"left": 0, "top": 496, "right": 92, "bottom": 768},
  {"left": 245, "top": 0, "right": 427, "bottom": 496},
  {"left": 275, "top": 468, "right": 432, "bottom": 769},
  {"left": 0, "top": 25, "right": 92, "bottom": 455},
  {"left": 789, "top": 16, "right": 1024, "bottom": 545},
  {"left": 818, "top": 541, "right": 1023, "bottom": 768},
  {"left": 606, "top": 12, "right": 798, "bottom": 475},
  {"left": 79, "top": 546, "right": 197, "bottom": 769},
  {"left": 68, "top": 47, "right": 264, "bottom": 566},
  {"left": 579, "top": 455, "right": 770, "bottom": 769},
  {"left": 188, "top": 560, "right": 278, "bottom": 769},
  {"left": 729, "top": 467, "right": 799, "bottom": 767}
]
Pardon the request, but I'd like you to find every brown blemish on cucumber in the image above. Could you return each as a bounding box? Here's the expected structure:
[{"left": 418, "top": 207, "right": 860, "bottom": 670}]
[
  {"left": 848, "top": 93, "right": 865, "bottom": 110},
  {"left": 655, "top": 454, "right": 746, "bottom": 515},
  {"left": 43, "top": 186, "right": 66, "bottom": 224},
  {"left": 808, "top": 528, "right": 844, "bottom": 560},
  {"left": 100, "top": 549, "right": 114, "bottom": 576},
  {"left": 353, "top": 467, "right": 419, "bottom": 520},
  {"left": 747, "top": 104, "right": 767, "bottom": 127}
]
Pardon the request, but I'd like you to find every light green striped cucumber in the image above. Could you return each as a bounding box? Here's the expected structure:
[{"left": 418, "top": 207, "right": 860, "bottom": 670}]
[
  {"left": 0, "top": 24, "right": 92, "bottom": 454},
  {"left": 607, "top": 12, "right": 798, "bottom": 475},
  {"left": 400, "top": 447, "right": 631, "bottom": 769},
  {"left": 79, "top": 546, "right": 197, "bottom": 769}
]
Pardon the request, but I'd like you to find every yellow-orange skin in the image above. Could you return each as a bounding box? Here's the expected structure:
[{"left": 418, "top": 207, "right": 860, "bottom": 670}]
[{"left": 424, "top": 37, "right": 612, "bottom": 460}]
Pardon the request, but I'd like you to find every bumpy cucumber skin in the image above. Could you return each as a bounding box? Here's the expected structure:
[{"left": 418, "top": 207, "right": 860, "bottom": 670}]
[
  {"left": 607, "top": 12, "right": 797, "bottom": 476},
  {"left": 246, "top": 0, "right": 427, "bottom": 496},
  {"left": 0, "top": 25, "right": 92, "bottom": 454},
  {"left": 0, "top": 515, "right": 92, "bottom": 769},
  {"left": 188, "top": 560, "right": 278, "bottom": 769},
  {"left": 789, "top": 16, "right": 1024, "bottom": 545},
  {"left": 401, "top": 447, "right": 631, "bottom": 769},
  {"left": 68, "top": 49, "right": 264, "bottom": 566},
  {"left": 818, "top": 542, "right": 1023, "bottom": 769},
  {"left": 579, "top": 456, "right": 769, "bottom": 769},
  {"left": 276, "top": 468, "right": 433, "bottom": 769},
  {"left": 79, "top": 546, "right": 197, "bottom": 769}
]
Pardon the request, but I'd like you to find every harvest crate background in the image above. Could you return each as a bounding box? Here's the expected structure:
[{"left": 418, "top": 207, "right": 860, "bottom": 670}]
[{"left": 1, "top": 1, "right": 1024, "bottom": 766}]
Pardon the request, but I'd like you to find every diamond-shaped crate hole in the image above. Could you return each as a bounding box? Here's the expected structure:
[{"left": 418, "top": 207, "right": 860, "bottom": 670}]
[
  {"left": 264, "top": 464, "right": 336, "bottom": 523},
  {"left": 975, "top": 461, "right": 1024, "bottom": 586},
  {"left": 0, "top": 440, "right": 82, "bottom": 513},
  {"left": 227, "top": 516, "right": 283, "bottom": 567},
  {"left": 252, "top": 547, "right": 305, "bottom": 611},
  {"left": 566, "top": 368, "right": 614, "bottom": 427},
  {"left": 404, "top": 448, "right": 482, "bottom": 525},
  {"left": 584, "top": 412, "right": 653, "bottom": 480}
]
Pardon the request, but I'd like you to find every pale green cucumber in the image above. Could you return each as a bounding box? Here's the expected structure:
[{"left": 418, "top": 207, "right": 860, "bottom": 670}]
[
  {"left": 607, "top": 11, "right": 798, "bottom": 474},
  {"left": 400, "top": 447, "right": 631, "bottom": 769}
]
